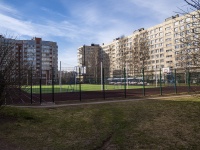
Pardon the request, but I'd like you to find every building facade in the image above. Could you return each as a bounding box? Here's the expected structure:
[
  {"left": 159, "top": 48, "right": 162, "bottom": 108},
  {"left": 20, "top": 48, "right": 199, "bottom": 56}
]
[
  {"left": 100, "top": 11, "right": 200, "bottom": 77},
  {"left": 77, "top": 44, "right": 102, "bottom": 83},
  {"left": 1, "top": 36, "right": 58, "bottom": 84}
]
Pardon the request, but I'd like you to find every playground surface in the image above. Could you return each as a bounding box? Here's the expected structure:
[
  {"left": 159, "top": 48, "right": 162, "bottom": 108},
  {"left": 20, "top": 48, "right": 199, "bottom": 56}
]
[{"left": 6, "top": 84, "right": 200, "bottom": 105}]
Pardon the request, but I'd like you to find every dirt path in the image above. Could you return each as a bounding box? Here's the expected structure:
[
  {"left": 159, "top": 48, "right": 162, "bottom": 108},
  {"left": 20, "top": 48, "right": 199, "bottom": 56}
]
[{"left": 8, "top": 94, "right": 195, "bottom": 108}]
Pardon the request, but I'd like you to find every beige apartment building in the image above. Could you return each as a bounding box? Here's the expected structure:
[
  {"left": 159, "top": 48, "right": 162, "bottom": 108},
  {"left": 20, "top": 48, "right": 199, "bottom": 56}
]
[{"left": 78, "top": 11, "right": 200, "bottom": 78}]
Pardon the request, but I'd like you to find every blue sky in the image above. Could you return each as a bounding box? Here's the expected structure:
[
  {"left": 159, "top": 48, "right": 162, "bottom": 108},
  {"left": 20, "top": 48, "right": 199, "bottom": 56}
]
[{"left": 0, "top": 0, "right": 187, "bottom": 68}]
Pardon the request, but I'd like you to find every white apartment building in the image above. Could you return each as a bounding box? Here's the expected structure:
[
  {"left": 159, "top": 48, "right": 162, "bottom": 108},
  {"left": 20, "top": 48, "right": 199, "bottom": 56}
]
[
  {"left": 77, "top": 11, "right": 200, "bottom": 78},
  {"left": 101, "top": 12, "right": 200, "bottom": 77}
]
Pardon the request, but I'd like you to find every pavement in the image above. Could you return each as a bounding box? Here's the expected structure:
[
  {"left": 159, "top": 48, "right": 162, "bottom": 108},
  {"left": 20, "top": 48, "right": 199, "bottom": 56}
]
[{"left": 6, "top": 94, "right": 196, "bottom": 108}]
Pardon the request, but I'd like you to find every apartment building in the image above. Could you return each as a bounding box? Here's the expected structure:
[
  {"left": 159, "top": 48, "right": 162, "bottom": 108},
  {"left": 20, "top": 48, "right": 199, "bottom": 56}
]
[
  {"left": 77, "top": 44, "right": 102, "bottom": 83},
  {"left": 77, "top": 11, "right": 200, "bottom": 78},
  {"left": 101, "top": 11, "right": 200, "bottom": 77},
  {"left": 1, "top": 36, "right": 58, "bottom": 83}
]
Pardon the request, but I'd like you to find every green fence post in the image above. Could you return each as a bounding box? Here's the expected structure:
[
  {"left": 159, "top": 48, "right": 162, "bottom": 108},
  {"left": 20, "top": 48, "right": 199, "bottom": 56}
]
[
  {"left": 40, "top": 77, "right": 42, "bottom": 104},
  {"left": 124, "top": 68, "right": 126, "bottom": 98},
  {"left": 174, "top": 69, "right": 177, "bottom": 94},
  {"left": 142, "top": 68, "right": 145, "bottom": 96},
  {"left": 160, "top": 68, "right": 162, "bottom": 96},
  {"left": 103, "top": 68, "right": 105, "bottom": 100},
  {"left": 79, "top": 67, "right": 81, "bottom": 101},
  {"left": 188, "top": 70, "right": 191, "bottom": 93},
  {"left": 52, "top": 67, "right": 54, "bottom": 103},
  {"left": 30, "top": 66, "right": 33, "bottom": 104}
]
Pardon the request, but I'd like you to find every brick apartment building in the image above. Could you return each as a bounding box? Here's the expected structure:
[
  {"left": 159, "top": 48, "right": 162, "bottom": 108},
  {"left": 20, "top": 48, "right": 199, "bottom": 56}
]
[{"left": 0, "top": 36, "right": 58, "bottom": 84}]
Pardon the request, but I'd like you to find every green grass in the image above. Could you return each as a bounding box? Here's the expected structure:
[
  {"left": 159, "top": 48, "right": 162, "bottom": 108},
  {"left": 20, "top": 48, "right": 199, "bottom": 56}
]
[
  {"left": 1, "top": 96, "right": 200, "bottom": 149},
  {"left": 22, "top": 84, "right": 155, "bottom": 94}
]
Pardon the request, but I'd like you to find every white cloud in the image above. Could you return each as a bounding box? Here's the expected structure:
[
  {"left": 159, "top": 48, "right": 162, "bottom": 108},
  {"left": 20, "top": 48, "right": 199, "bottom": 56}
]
[
  {"left": 128, "top": 0, "right": 185, "bottom": 18},
  {"left": 0, "top": 2, "right": 19, "bottom": 15},
  {"left": 0, "top": 13, "right": 40, "bottom": 36},
  {"left": 40, "top": 7, "right": 67, "bottom": 18},
  {"left": 0, "top": 10, "right": 84, "bottom": 41},
  {"left": 0, "top": 0, "right": 191, "bottom": 68}
]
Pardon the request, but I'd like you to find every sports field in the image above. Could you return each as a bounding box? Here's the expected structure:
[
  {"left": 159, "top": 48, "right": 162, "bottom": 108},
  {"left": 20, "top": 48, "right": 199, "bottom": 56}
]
[{"left": 23, "top": 84, "right": 155, "bottom": 94}]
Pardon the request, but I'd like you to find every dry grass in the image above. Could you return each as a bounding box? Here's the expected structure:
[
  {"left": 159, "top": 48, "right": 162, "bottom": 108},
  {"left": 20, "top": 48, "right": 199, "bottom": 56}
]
[{"left": 0, "top": 96, "right": 200, "bottom": 149}]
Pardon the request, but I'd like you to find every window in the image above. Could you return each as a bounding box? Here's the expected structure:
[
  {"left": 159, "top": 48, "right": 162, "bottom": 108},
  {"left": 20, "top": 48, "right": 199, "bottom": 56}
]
[
  {"left": 180, "top": 38, "right": 184, "bottom": 42},
  {"left": 174, "top": 33, "right": 179, "bottom": 37},
  {"left": 174, "top": 39, "right": 179, "bottom": 43},
  {"left": 155, "top": 28, "right": 159, "bottom": 32},
  {"left": 166, "top": 38, "right": 171, "bottom": 42},
  {"left": 186, "top": 24, "right": 191, "bottom": 29},
  {"left": 186, "top": 30, "right": 190, "bottom": 34},
  {"left": 186, "top": 18, "right": 190, "bottom": 22},
  {"left": 174, "top": 27, "right": 178, "bottom": 32},
  {"left": 180, "top": 32, "right": 185, "bottom": 36},
  {"left": 192, "top": 15, "right": 197, "bottom": 20},
  {"left": 160, "top": 59, "right": 164, "bottom": 63},
  {"left": 166, "top": 49, "right": 172, "bottom": 52},
  {"left": 166, "top": 44, "right": 172, "bottom": 47},
  {"left": 159, "top": 38, "right": 163, "bottom": 42},
  {"left": 151, "top": 50, "right": 154, "bottom": 54},
  {"left": 160, "top": 48, "right": 164, "bottom": 52},
  {"left": 166, "top": 61, "right": 173, "bottom": 63},
  {"left": 159, "top": 32, "right": 163, "bottom": 36},
  {"left": 175, "top": 51, "right": 179, "bottom": 55},
  {"left": 193, "top": 22, "right": 198, "bottom": 26},
  {"left": 174, "top": 21, "right": 179, "bottom": 26},
  {"left": 180, "top": 25, "right": 184, "bottom": 30},
  {"left": 166, "top": 55, "right": 172, "bottom": 58},
  {"left": 175, "top": 45, "right": 179, "bottom": 49},
  {"left": 156, "top": 54, "right": 159, "bottom": 58},
  {"left": 165, "top": 32, "right": 171, "bottom": 36},
  {"left": 180, "top": 44, "right": 185, "bottom": 48},
  {"left": 180, "top": 19, "right": 184, "bottom": 24},
  {"left": 156, "top": 60, "right": 159, "bottom": 63},
  {"left": 160, "top": 54, "right": 164, "bottom": 57},
  {"left": 155, "top": 34, "right": 159, "bottom": 38},
  {"left": 165, "top": 26, "right": 171, "bottom": 30},
  {"left": 159, "top": 27, "right": 163, "bottom": 31},
  {"left": 155, "top": 44, "right": 159, "bottom": 48}
]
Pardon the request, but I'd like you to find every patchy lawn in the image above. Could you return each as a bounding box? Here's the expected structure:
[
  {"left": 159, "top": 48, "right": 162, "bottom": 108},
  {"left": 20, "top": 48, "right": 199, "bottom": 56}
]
[{"left": 0, "top": 96, "right": 200, "bottom": 149}]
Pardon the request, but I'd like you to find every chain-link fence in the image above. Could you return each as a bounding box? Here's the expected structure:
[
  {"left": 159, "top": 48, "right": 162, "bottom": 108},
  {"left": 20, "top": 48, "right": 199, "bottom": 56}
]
[{"left": 3, "top": 67, "right": 200, "bottom": 105}]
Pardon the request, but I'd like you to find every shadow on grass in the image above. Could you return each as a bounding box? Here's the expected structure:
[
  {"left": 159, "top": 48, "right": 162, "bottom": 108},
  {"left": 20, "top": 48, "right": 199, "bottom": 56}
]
[{"left": 0, "top": 97, "right": 200, "bottom": 149}]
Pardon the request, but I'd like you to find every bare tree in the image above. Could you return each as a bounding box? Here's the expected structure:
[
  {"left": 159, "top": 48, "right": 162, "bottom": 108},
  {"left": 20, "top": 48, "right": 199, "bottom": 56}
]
[
  {"left": 116, "top": 35, "right": 128, "bottom": 77},
  {"left": 176, "top": 0, "right": 200, "bottom": 84},
  {"left": 0, "top": 35, "right": 30, "bottom": 105},
  {"left": 179, "top": 0, "right": 200, "bottom": 64},
  {"left": 132, "top": 29, "right": 150, "bottom": 77}
]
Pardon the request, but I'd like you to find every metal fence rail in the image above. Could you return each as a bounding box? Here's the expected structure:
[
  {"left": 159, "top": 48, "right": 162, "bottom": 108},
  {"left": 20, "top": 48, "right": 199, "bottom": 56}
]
[{"left": 3, "top": 67, "right": 200, "bottom": 105}]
